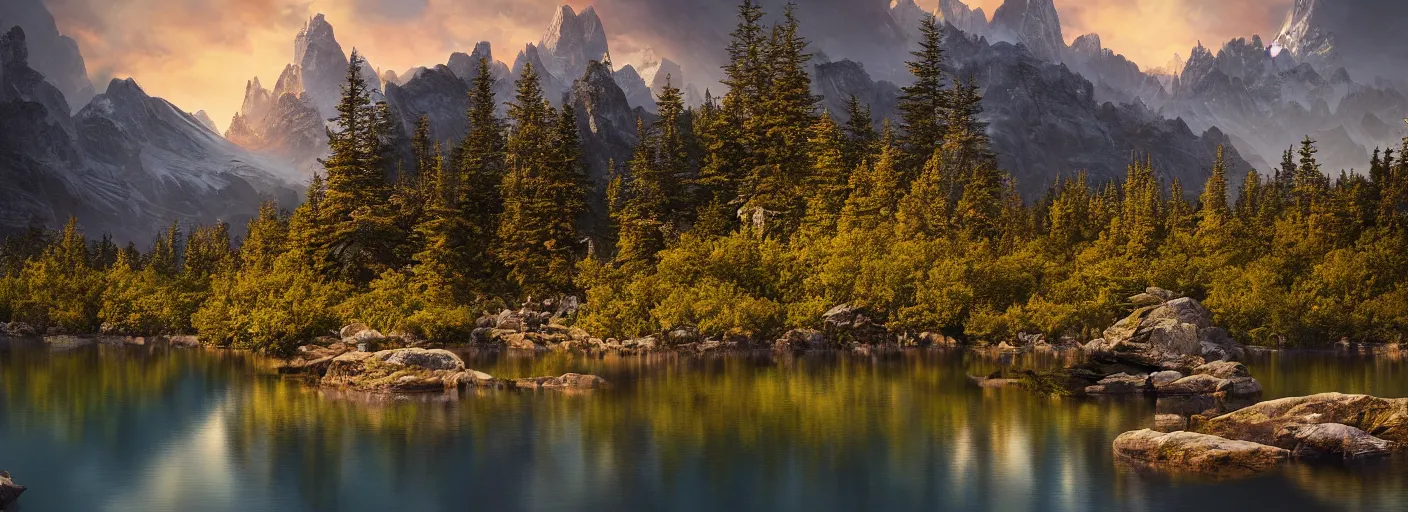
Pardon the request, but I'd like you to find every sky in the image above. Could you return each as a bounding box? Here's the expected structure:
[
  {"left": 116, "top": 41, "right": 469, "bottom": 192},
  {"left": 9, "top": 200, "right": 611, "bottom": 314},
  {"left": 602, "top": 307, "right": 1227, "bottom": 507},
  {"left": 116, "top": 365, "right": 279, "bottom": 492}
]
[{"left": 45, "top": 0, "right": 1293, "bottom": 133}]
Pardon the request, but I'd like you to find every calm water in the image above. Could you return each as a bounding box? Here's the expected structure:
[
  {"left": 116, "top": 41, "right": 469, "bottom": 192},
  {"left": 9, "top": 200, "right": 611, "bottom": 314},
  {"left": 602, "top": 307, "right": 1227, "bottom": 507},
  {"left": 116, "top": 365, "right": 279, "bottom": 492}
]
[{"left": 0, "top": 341, "right": 1405, "bottom": 512}]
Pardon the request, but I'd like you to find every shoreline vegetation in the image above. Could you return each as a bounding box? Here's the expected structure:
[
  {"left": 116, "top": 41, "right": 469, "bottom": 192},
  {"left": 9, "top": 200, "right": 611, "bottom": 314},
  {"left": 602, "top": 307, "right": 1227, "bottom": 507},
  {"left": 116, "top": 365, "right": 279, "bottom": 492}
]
[{"left": 4, "top": 2, "right": 1408, "bottom": 365}]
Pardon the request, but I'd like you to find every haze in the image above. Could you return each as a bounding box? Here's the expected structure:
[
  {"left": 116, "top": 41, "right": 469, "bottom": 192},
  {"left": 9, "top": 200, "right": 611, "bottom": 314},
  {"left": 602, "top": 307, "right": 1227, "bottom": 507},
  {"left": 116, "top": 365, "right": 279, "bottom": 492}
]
[{"left": 46, "top": 0, "right": 1291, "bottom": 132}]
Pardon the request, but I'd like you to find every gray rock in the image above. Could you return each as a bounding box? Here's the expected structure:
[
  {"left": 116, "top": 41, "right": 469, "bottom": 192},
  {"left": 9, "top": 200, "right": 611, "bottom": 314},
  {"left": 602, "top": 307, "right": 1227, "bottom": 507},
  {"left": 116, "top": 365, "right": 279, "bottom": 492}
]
[
  {"left": 1113, "top": 429, "right": 1290, "bottom": 476},
  {"left": 0, "top": 470, "right": 24, "bottom": 511},
  {"left": 1085, "top": 373, "right": 1148, "bottom": 395},
  {"left": 1274, "top": 423, "right": 1396, "bottom": 460},
  {"left": 1145, "top": 298, "right": 1214, "bottom": 330},
  {"left": 1127, "top": 293, "right": 1164, "bottom": 307},
  {"left": 1149, "top": 371, "right": 1184, "bottom": 389},
  {"left": 1144, "top": 319, "right": 1202, "bottom": 359},
  {"left": 1154, "top": 414, "right": 1189, "bottom": 432},
  {"left": 1194, "top": 361, "right": 1250, "bottom": 379},
  {"left": 1157, "top": 374, "right": 1226, "bottom": 396},
  {"left": 339, "top": 323, "right": 370, "bottom": 339}
]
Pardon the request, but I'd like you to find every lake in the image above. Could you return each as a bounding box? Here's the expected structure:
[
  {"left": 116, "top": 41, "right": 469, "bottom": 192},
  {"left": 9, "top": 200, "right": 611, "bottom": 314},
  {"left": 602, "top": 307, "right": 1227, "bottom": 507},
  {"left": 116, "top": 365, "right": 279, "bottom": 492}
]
[{"left": 0, "top": 340, "right": 1405, "bottom": 511}]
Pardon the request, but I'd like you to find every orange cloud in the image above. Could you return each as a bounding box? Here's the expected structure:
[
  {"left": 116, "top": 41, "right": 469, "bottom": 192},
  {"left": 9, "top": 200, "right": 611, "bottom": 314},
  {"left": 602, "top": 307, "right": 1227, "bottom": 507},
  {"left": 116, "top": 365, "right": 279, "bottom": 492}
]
[{"left": 951, "top": 0, "right": 1292, "bottom": 70}]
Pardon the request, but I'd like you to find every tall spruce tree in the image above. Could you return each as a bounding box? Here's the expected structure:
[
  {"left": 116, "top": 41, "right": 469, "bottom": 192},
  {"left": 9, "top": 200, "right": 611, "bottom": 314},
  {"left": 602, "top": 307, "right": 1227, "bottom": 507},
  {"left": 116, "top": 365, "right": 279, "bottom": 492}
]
[
  {"left": 496, "top": 62, "right": 582, "bottom": 297},
  {"left": 898, "top": 14, "right": 948, "bottom": 180},
  {"left": 842, "top": 95, "right": 878, "bottom": 171},
  {"left": 456, "top": 57, "right": 509, "bottom": 297},
  {"left": 746, "top": 3, "right": 818, "bottom": 235},
  {"left": 316, "top": 50, "right": 399, "bottom": 284}
]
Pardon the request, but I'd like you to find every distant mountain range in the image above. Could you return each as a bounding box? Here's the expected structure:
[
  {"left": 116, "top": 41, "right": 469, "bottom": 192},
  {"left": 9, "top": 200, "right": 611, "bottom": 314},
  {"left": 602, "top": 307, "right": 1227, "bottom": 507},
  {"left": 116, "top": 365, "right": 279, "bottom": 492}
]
[
  {"left": 0, "top": 0, "right": 301, "bottom": 243},
  {"left": 5, "top": 0, "right": 1408, "bottom": 241}
]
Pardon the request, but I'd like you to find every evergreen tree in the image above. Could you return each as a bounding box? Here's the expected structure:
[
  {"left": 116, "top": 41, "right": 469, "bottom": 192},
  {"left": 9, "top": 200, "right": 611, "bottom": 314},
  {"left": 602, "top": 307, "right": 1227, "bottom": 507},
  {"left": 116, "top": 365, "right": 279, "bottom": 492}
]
[
  {"left": 496, "top": 62, "right": 582, "bottom": 297},
  {"left": 458, "top": 57, "right": 509, "bottom": 297},
  {"left": 842, "top": 95, "right": 878, "bottom": 171},
  {"left": 841, "top": 131, "right": 903, "bottom": 232},
  {"left": 897, "top": 14, "right": 948, "bottom": 179},
  {"left": 1198, "top": 146, "right": 1232, "bottom": 231},
  {"left": 745, "top": 3, "right": 818, "bottom": 234},
  {"left": 801, "top": 113, "right": 851, "bottom": 236},
  {"left": 316, "top": 50, "right": 399, "bottom": 284},
  {"left": 615, "top": 119, "right": 669, "bottom": 267}
]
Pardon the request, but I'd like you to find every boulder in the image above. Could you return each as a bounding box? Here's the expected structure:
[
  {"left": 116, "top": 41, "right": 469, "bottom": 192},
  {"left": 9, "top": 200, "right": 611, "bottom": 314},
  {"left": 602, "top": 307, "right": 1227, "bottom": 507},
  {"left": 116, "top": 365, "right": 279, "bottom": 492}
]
[
  {"left": 1113, "top": 429, "right": 1290, "bottom": 476},
  {"left": 1216, "top": 377, "right": 1263, "bottom": 396},
  {"left": 339, "top": 323, "right": 370, "bottom": 339},
  {"left": 0, "top": 322, "right": 36, "bottom": 337},
  {"left": 1144, "top": 287, "right": 1179, "bottom": 301},
  {"left": 495, "top": 309, "right": 527, "bottom": 332},
  {"left": 775, "top": 329, "right": 826, "bottom": 351},
  {"left": 321, "top": 348, "right": 467, "bottom": 393},
  {"left": 918, "top": 332, "right": 959, "bottom": 347},
  {"left": 1197, "top": 393, "right": 1408, "bottom": 446},
  {"left": 515, "top": 373, "right": 609, "bottom": 390},
  {"left": 1143, "top": 319, "right": 1201, "bottom": 359},
  {"left": 1193, "top": 361, "right": 1250, "bottom": 379},
  {"left": 620, "top": 336, "right": 658, "bottom": 354},
  {"left": 1154, "top": 414, "right": 1189, "bottom": 432},
  {"left": 1149, "top": 371, "right": 1183, "bottom": 389},
  {"left": 1127, "top": 293, "right": 1165, "bottom": 307},
  {"left": 1145, "top": 297, "right": 1214, "bottom": 329},
  {"left": 1274, "top": 423, "right": 1396, "bottom": 460},
  {"left": 1103, "top": 307, "right": 1155, "bottom": 344},
  {"left": 0, "top": 471, "right": 23, "bottom": 511},
  {"left": 1085, "top": 373, "right": 1147, "bottom": 395},
  {"left": 1157, "top": 374, "right": 1227, "bottom": 395}
]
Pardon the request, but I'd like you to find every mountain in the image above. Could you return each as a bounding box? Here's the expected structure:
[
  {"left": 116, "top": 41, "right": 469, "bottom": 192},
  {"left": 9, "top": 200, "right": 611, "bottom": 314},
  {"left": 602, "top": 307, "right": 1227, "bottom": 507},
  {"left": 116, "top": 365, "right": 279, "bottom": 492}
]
[
  {"left": 513, "top": 43, "right": 567, "bottom": 104},
  {"left": 1063, "top": 33, "right": 1167, "bottom": 105},
  {"left": 0, "top": 25, "right": 300, "bottom": 242},
  {"left": 630, "top": 47, "right": 686, "bottom": 96},
  {"left": 0, "top": 0, "right": 95, "bottom": 110},
  {"left": 1276, "top": 0, "right": 1408, "bottom": 87},
  {"left": 989, "top": 0, "right": 1064, "bottom": 63},
  {"left": 539, "top": 6, "right": 611, "bottom": 82},
  {"left": 817, "top": 26, "right": 1253, "bottom": 197},
  {"left": 294, "top": 14, "right": 382, "bottom": 119},
  {"left": 613, "top": 64, "right": 656, "bottom": 111},
  {"left": 192, "top": 110, "right": 218, "bottom": 133},
  {"left": 935, "top": 0, "right": 991, "bottom": 38},
  {"left": 225, "top": 14, "right": 385, "bottom": 174},
  {"left": 1153, "top": 34, "right": 1407, "bottom": 175},
  {"left": 384, "top": 65, "right": 470, "bottom": 147}
]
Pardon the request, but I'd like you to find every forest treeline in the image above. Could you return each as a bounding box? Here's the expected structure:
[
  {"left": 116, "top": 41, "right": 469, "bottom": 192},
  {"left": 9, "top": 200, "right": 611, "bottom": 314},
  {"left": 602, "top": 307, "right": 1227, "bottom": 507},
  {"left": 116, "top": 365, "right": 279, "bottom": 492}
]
[{"left": 3, "top": 4, "right": 1408, "bottom": 354}]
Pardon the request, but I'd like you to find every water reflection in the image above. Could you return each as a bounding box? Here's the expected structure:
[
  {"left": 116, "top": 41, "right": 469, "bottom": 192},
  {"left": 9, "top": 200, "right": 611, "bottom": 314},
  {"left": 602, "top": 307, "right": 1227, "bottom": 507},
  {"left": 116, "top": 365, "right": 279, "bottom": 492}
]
[{"left": 0, "top": 344, "right": 1404, "bottom": 511}]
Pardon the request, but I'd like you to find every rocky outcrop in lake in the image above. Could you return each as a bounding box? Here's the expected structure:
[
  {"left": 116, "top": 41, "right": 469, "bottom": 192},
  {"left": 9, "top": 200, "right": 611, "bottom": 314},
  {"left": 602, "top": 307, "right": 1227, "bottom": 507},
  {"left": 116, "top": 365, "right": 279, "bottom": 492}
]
[
  {"left": 0, "top": 470, "right": 23, "bottom": 510},
  {"left": 1116, "top": 392, "right": 1406, "bottom": 476},
  {"left": 1071, "top": 288, "right": 1262, "bottom": 397},
  {"left": 1113, "top": 429, "right": 1290, "bottom": 477}
]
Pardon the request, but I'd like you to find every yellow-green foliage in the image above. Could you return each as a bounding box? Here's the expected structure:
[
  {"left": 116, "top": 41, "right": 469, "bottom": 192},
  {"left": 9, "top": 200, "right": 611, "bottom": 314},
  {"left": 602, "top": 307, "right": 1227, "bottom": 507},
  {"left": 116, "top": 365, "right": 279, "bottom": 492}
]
[{"left": 335, "top": 270, "right": 476, "bottom": 342}]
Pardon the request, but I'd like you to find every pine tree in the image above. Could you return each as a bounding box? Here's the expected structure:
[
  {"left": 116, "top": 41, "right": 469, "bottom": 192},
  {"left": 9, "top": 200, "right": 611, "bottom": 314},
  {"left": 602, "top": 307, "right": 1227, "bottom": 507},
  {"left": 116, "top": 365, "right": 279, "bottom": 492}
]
[
  {"left": 695, "top": 0, "right": 769, "bottom": 233},
  {"left": 841, "top": 131, "right": 903, "bottom": 232},
  {"left": 842, "top": 95, "right": 878, "bottom": 171},
  {"left": 1293, "top": 136, "right": 1328, "bottom": 214},
  {"left": 411, "top": 141, "right": 467, "bottom": 301},
  {"left": 745, "top": 3, "right": 818, "bottom": 236},
  {"left": 458, "top": 57, "right": 509, "bottom": 297},
  {"left": 898, "top": 14, "right": 948, "bottom": 180},
  {"left": 614, "top": 119, "right": 669, "bottom": 267},
  {"left": 317, "top": 50, "right": 398, "bottom": 284},
  {"left": 801, "top": 113, "right": 851, "bottom": 236},
  {"left": 496, "top": 62, "right": 581, "bottom": 297},
  {"left": 655, "top": 76, "right": 695, "bottom": 226},
  {"left": 1198, "top": 146, "right": 1232, "bottom": 231}
]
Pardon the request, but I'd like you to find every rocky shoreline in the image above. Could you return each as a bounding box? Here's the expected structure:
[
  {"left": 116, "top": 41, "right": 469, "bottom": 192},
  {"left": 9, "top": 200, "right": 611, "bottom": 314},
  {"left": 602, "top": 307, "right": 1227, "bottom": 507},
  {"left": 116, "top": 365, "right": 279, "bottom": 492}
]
[{"left": 1114, "top": 393, "right": 1407, "bottom": 477}]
